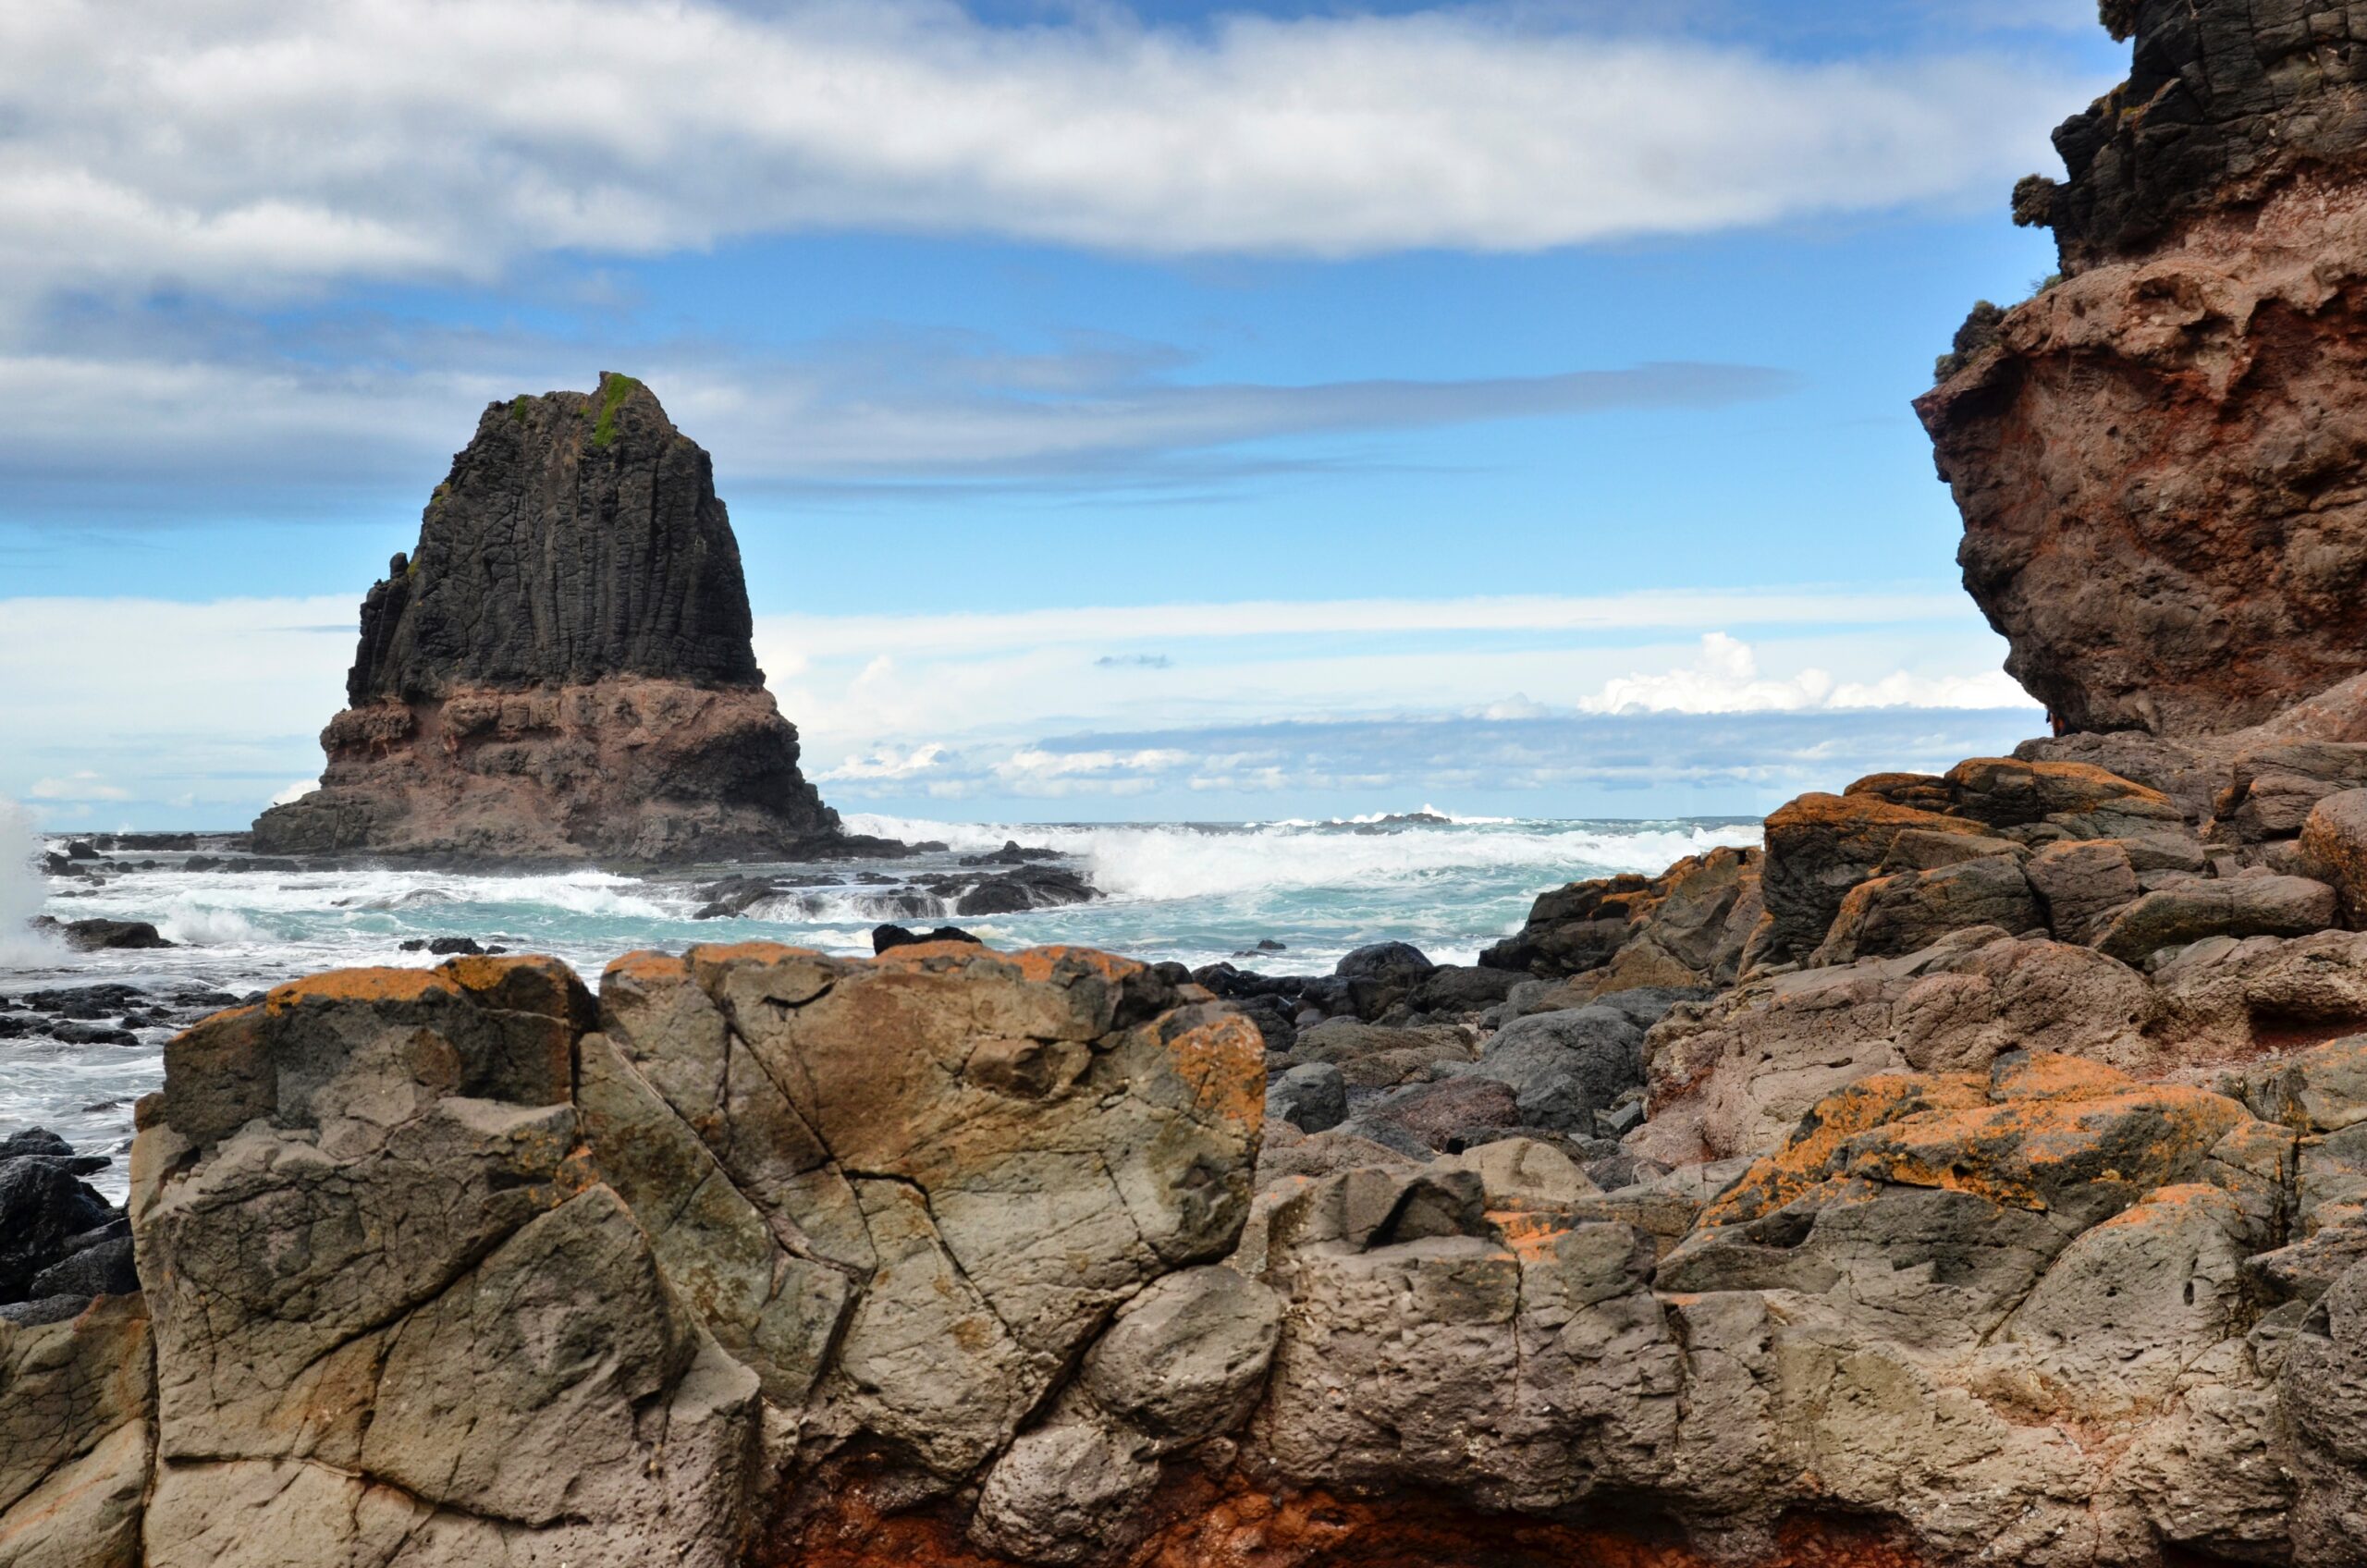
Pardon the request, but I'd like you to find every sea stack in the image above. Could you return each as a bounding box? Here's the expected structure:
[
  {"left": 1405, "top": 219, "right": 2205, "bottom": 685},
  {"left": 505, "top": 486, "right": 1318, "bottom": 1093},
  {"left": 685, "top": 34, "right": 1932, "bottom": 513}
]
[
  {"left": 251, "top": 374, "right": 840, "bottom": 862},
  {"left": 1918, "top": 0, "right": 2367, "bottom": 736}
]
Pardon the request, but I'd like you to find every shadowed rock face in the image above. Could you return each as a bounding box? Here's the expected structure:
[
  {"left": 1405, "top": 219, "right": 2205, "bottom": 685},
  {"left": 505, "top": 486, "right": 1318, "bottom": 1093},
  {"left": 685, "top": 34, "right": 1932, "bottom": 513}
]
[
  {"left": 350, "top": 376, "right": 763, "bottom": 702},
  {"left": 252, "top": 375, "right": 838, "bottom": 862},
  {"left": 1918, "top": 1, "right": 2367, "bottom": 736},
  {"left": 2039, "top": 0, "right": 2367, "bottom": 272}
]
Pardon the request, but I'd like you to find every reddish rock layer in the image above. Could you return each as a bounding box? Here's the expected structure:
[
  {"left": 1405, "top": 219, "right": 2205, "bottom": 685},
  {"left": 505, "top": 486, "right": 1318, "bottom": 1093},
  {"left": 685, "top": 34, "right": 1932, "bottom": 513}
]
[
  {"left": 775, "top": 1471, "right": 1928, "bottom": 1568},
  {"left": 1917, "top": 1, "right": 2367, "bottom": 736},
  {"left": 251, "top": 676, "right": 832, "bottom": 862}
]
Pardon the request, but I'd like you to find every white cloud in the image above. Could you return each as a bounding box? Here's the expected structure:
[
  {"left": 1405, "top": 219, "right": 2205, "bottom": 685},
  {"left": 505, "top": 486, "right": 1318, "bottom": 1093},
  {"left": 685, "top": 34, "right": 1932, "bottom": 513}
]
[
  {"left": 26, "top": 771, "right": 131, "bottom": 802},
  {"left": 0, "top": 588, "right": 2038, "bottom": 819},
  {"left": 818, "top": 742, "right": 949, "bottom": 782},
  {"left": 268, "top": 778, "right": 322, "bottom": 806},
  {"left": 0, "top": 0, "right": 2101, "bottom": 318},
  {"left": 755, "top": 588, "right": 1974, "bottom": 661},
  {"left": 1581, "top": 631, "right": 1829, "bottom": 714},
  {"left": 1573, "top": 631, "right": 2039, "bottom": 716}
]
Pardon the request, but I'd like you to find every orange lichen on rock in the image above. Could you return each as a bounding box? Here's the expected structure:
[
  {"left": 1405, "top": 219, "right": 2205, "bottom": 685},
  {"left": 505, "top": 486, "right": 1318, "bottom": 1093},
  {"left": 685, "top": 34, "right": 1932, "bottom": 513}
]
[
  {"left": 603, "top": 947, "right": 691, "bottom": 986},
  {"left": 1163, "top": 1013, "right": 1269, "bottom": 1129},
  {"left": 684, "top": 939, "right": 819, "bottom": 969},
  {"left": 999, "top": 944, "right": 1148, "bottom": 985},
  {"left": 263, "top": 964, "right": 451, "bottom": 1013},
  {"left": 1702, "top": 1072, "right": 1987, "bottom": 1227},
  {"left": 1702, "top": 1053, "right": 2256, "bottom": 1225},
  {"left": 1858, "top": 1078, "right": 2248, "bottom": 1212}
]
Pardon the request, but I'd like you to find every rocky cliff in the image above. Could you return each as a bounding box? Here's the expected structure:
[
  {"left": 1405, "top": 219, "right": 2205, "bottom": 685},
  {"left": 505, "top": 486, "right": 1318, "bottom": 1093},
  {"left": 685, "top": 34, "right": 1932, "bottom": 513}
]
[
  {"left": 251, "top": 374, "right": 840, "bottom": 863},
  {"left": 1918, "top": 0, "right": 2367, "bottom": 736}
]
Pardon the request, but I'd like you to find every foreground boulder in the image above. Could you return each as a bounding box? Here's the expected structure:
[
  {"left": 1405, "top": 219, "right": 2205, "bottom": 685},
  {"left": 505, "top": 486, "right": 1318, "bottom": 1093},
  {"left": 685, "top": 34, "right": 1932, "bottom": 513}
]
[
  {"left": 250, "top": 374, "right": 844, "bottom": 863},
  {"left": 80, "top": 945, "right": 1269, "bottom": 1568}
]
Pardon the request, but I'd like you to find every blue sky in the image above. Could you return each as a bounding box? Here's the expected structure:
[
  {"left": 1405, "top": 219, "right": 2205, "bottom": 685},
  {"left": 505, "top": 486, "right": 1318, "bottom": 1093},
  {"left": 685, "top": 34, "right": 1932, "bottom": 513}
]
[{"left": 0, "top": 0, "right": 2127, "bottom": 826}]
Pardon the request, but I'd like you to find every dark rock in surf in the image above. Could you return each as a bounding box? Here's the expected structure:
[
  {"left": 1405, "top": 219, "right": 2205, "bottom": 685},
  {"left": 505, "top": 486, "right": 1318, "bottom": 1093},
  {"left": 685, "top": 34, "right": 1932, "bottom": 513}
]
[
  {"left": 872, "top": 923, "right": 985, "bottom": 954},
  {"left": 34, "top": 917, "right": 174, "bottom": 951},
  {"left": 959, "top": 840, "right": 1064, "bottom": 866}
]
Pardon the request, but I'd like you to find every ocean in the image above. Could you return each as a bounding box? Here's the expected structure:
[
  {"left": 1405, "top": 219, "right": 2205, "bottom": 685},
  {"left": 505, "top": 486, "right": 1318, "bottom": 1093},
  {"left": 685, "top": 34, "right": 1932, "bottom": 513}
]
[{"left": 3, "top": 808, "right": 1761, "bottom": 1197}]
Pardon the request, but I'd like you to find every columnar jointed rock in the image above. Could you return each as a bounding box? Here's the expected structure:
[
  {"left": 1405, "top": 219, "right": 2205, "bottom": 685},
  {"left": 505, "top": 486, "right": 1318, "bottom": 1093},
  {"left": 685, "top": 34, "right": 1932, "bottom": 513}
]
[
  {"left": 251, "top": 374, "right": 841, "bottom": 862},
  {"left": 1918, "top": 0, "right": 2367, "bottom": 736}
]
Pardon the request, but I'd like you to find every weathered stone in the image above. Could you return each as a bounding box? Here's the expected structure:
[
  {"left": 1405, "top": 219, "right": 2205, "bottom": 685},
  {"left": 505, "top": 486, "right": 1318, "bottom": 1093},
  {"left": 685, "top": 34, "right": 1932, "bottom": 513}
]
[
  {"left": 968, "top": 1418, "right": 1159, "bottom": 1566},
  {"left": 1339, "top": 1075, "right": 1520, "bottom": 1155},
  {"left": 1809, "top": 855, "right": 2042, "bottom": 966},
  {"left": 2284, "top": 1261, "right": 2367, "bottom": 1567},
  {"left": 129, "top": 957, "right": 775, "bottom": 1568},
  {"left": 1944, "top": 756, "right": 2183, "bottom": 838},
  {"left": 1467, "top": 1003, "right": 1649, "bottom": 1135},
  {"left": 1478, "top": 846, "right": 1761, "bottom": 996},
  {"left": 595, "top": 942, "right": 1263, "bottom": 1476},
  {"left": 1874, "top": 826, "right": 2023, "bottom": 874},
  {"left": 1265, "top": 1061, "right": 1346, "bottom": 1134},
  {"left": 1920, "top": 0, "right": 2367, "bottom": 736},
  {"left": 0, "top": 1296, "right": 151, "bottom": 1568},
  {"left": 2091, "top": 876, "right": 2338, "bottom": 963},
  {"left": 1275, "top": 1018, "right": 1471, "bottom": 1089},
  {"left": 2015, "top": 731, "right": 2225, "bottom": 821},
  {"left": 1634, "top": 934, "right": 2160, "bottom": 1165},
  {"left": 1078, "top": 1266, "right": 1282, "bottom": 1446},
  {"left": 1757, "top": 793, "right": 1993, "bottom": 962},
  {"left": 2301, "top": 787, "right": 2367, "bottom": 924},
  {"left": 2025, "top": 838, "right": 2142, "bottom": 943},
  {"left": 0, "top": 1153, "right": 113, "bottom": 1305},
  {"left": 1404, "top": 964, "right": 1519, "bottom": 1016}
]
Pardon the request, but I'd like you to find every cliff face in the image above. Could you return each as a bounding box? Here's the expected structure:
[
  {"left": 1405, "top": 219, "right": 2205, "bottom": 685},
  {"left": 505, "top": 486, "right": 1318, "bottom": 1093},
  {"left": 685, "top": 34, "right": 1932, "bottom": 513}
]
[
  {"left": 252, "top": 374, "right": 838, "bottom": 862},
  {"left": 1918, "top": 0, "right": 2367, "bottom": 736}
]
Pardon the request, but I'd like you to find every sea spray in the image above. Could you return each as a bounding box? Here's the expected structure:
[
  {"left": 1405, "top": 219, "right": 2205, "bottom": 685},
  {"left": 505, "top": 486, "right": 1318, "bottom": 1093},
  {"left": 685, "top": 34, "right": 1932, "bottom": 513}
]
[
  {"left": 839, "top": 811, "right": 1761, "bottom": 904},
  {"left": 0, "top": 798, "right": 60, "bottom": 967}
]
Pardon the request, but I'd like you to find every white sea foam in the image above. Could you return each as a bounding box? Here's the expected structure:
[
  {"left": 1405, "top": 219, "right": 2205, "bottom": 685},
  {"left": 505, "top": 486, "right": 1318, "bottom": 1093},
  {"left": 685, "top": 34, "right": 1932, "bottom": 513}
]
[
  {"left": 0, "top": 801, "right": 62, "bottom": 969},
  {"left": 841, "top": 810, "right": 1760, "bottom": 905},
  {"left": 158, "top": 901, "right": 266, "bottom": 947}
]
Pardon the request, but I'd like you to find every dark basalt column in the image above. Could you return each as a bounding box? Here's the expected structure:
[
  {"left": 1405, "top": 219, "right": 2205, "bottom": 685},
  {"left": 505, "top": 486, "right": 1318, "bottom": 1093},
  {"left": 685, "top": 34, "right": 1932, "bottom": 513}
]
[
  {"left": 252, "top": 374, "right": 840, "bottom": 864},
  {"left": 349, "top": 376, "right": 763, "bottom": 702}
]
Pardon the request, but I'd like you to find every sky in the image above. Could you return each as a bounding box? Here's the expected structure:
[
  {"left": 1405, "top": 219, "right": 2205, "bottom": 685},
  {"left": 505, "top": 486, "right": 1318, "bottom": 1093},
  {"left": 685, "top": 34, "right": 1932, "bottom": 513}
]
[{"left": 0, "top": 0, "right": 2128, "bottom": 827}]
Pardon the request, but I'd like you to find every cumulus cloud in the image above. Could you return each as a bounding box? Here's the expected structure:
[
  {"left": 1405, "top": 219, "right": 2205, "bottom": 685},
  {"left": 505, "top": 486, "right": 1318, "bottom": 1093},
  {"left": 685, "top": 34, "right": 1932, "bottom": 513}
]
[
  {"left": 0, "top": 0, "right": 2100, "bottom": 317},
  {"left": 1573, "top": 631, "right": 2032, "bottom": 715},
  {"left": 818, "top": 742, "right": 950, "bottom": 782},
  {"left": 26, "top": 772, "right": 131, "bottom": 802}
]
